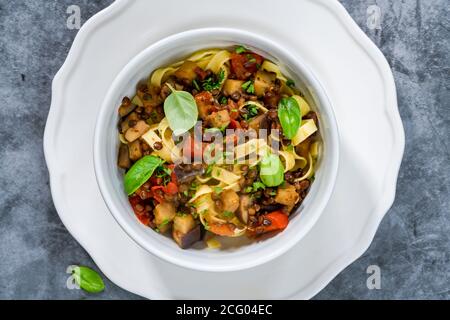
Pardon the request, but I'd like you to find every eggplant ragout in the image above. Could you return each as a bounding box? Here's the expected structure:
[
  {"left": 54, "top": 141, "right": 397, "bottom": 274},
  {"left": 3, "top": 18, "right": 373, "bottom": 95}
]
[{"left": 117, "top": 46, "right": 321, "bottom": 249}]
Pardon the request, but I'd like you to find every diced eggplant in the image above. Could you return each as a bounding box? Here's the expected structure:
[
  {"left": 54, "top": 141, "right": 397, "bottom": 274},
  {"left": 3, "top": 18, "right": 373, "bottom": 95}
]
[
  {"left": 137, "top": 85, "right": 162, "bottom": 108},
  {"left": 207, "top": 109, "right": 230, "bottom": 129},
  {"left": 274, "top": 183, "right": 299, "bottom": 211},
  {"left": 118, "top": 144, "right": 131, "bottom": 169},
  {"left": 124, "top": 120, "right": 150, "bottom": 142},
  {"left": 118, "top": 102, "right": 137, "bottom": 118},
  {"left": 174, "top": 164, "right": 205, "bottom": 184},
  {"left": 237, "top": 195, "right": 252, "bottom": 224},
  {"left": 248, "top": 114, "right": 269, "bottom": 131},
  {"left": 174, "top": 61, "right": 198, "bottom": 83},
  {"left": 254, "top": 70, "right": 276, "bottom": 97},
  {"left": 173, "top": 214, "right": 196, "bottom": 234},
  {"left": 220, "top": 190, "right": 240, "bottom": 213},
  {"left": 173, "top": 225, "right": 201, "bottom": 249},
  {"left": 154, "top": 202, "right": 177, "bottom": 233},
  {"left": 195, "top": 91, "right": 216, "bottom": 120},
  {"left": 128, "top": 140, "right": 142, "bottom": 161},
  {"left": 120, "top": 112, "right": 139, "bottom": 133},
  {"left": 222, "top": 79, "right": 244, "bottom": 96}
]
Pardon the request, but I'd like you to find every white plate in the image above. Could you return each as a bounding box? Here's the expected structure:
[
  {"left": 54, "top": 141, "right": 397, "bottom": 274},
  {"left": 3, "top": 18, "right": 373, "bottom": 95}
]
[{"left": 44, "top": 0, "right": 404, "bottom": 299}]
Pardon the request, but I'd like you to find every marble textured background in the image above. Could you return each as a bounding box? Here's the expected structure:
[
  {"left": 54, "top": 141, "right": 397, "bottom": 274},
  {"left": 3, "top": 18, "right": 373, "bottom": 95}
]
[{"left": 0, "top": 0, "right": 448, "bottom": 299}]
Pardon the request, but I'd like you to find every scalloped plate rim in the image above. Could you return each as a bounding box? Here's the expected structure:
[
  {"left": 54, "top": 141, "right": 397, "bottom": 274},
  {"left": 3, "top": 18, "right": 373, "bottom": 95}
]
[{"left": 43, "top": 0, "right": 405, "bottom": 299}]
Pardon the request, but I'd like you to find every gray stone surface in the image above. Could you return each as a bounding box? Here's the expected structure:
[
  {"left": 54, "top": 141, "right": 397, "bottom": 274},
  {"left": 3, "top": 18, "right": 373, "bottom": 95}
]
[{"left": 0, "top": 0, "right": 448, "bottom": 300}]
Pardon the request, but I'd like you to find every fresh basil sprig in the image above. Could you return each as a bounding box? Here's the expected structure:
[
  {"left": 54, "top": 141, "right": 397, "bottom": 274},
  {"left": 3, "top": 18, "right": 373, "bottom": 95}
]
[
  {"left": 278, "top": 97, "right": 301, "bottom": 139},
  {"left": 124, "top": 155, "right": 164, "bottom": 195},
  {"left": 259, "top": 153, "right": 285, "bottom": 187},
  {"left": 164, "top": 84, "right": 198, "bottom": 135},
  {"left": 71, "top": 266, "right": 105, "bottom": 293}
]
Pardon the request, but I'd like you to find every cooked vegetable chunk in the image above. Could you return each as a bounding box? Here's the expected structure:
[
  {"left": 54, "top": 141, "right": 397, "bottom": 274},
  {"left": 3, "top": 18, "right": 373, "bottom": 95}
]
[
  {"left": 172, "top": 214, "right": 200, "bottom": 248},
  {"left": 124, "top": 120, "right": 150, "bottom": 142},
  {"left": 220, "top": 190, "right": 240, "bottom": 213},
  {"left": 154, "top": 202, "right": 177, "bottom": 233},
  {"left": 195, "top": 91, "right": 216, "bottom": 120},
  {"left": 237, "top": 195, "right": 252, "bottom": 224},
  {"left": 222, "top": 79, "right": 244, "bottom": 96},
  {"left": 118, "top": 144, "right": 131, "bottom": 169},
  {"left": 207, "top": 109, "right": 230, "bottom": 129},
  {"left": 254, "top": 70, "right": 276, "bottom": 97},
  {"left": 174, "top": 61, "right": 199, "bottom": 83},
  {"left": 274, "top": 183, "right": 299, "bottom": 211},
  {"left": 128, "top": 140, "right": 142, "bottom": 161}
]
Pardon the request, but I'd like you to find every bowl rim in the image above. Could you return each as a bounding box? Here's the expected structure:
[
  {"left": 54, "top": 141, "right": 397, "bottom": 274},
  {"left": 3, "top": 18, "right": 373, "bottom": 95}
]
[{"left": 93, "top": 27, "right": 340, "bottom": 272}]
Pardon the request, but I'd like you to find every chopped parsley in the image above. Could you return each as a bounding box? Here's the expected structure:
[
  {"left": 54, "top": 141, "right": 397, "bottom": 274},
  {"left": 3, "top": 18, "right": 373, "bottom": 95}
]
[
  {"left": 213, "top": 186, "right": 223, "bottom": 194},
  {"left": 189, "top": 181, "right": 199, "bottom": 191},
  {"left": 202, "top": 69, "right": 225, "bottom": 91},
  {"left": 241, "top": 80, "right": 255, "bottom": 94},
  {"left": 244, "top": 181, "right": 266, "bottom": 194},
  {"left": 205, "top": 163, "right": 215, "bottom": 176},
  {"left": 155, "top": 165, "right": 172, "bottom": 185},
  {"left": 235, "top": 45, "right": 247, "bottom": 54},
  {"left": 246, "top": 54, "right": 256, "bottom": 63},
  {"left": 286, "top": 79, "right": 295, "bottom": 88},
  {"left": 223, "top": 211, "right": 235, "bottom": 218},
  {"left": 243, "top": 104, "right": 259, "bottom": 120},
  {"left": 160, "top": 218, "right": 170, "bottom": 226},
  {"left": 220, "top": 96, "right": 228, "bottom": 105},
  {"left": 192, "top": 79, "right": 201, "bottom": 91}
]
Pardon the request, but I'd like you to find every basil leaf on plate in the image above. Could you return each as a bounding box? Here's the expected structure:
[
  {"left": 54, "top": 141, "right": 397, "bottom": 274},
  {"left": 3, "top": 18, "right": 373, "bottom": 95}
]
[
  {"left": 164, "top": 85, "right": 198, "bottom": 135},
  {"left": 124, "top": 155, "right": 163, "bottom": 195},
  {"left": 72, "top": 266, "right": 105, "bottom": 293},
  {"left": 259, "top": 153, "right": 285, "bottom": 187},
  {"left": 278, "top": 97, "right": 301, "bottom": 139}
]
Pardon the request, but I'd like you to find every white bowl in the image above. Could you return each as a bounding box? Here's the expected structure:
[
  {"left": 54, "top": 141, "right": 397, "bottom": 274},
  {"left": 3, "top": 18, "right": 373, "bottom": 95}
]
[{"left": 94, "top": 28, "right": 339, "bottom": 272}]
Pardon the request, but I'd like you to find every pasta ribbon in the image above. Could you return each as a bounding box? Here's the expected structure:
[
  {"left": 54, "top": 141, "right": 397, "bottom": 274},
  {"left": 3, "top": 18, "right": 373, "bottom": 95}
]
[
  {"left": 187, "top": 49, "right": 221, "bottom": 63},
  {"left": 292, "top": 119, "right": 318, "bottom": 146},
  {"left": 294, "top": 153, "right": 314, "bottom": 182},
  {"left": 189, "top": 185, "right": 214, "bottom": 203},
  {"left": 211, "top": 166, "right": 241, "bottom": 185},
  {"left": 141, "top": 118, "right": 180, "bottom": 162},
  {"left": 261, "top": 60, "right": 288, "bottom": 82},
  {"left": 310, "top": 141, "right": 320, "bottom": 159},
  {"left": 149, "top": 67, "right": 177, "bottom": 88},
  {"left": 278, "top": 150, "right": 296, "bottom": 172},
  {"left": 234, "top": 138, "right": 267, "bottom": 161},
  {"left": 292, "top": 95, "right": 311, "bottom": 117},
  {"left": 206, "top": 50, "right": 231, "bottom": 74}
]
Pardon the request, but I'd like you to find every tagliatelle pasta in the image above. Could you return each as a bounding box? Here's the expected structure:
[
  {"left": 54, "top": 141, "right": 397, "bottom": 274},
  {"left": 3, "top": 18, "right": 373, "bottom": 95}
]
[
  {"left": 292, "top": 119, "right": 318, "bottom": 146},
  {"left": 115, "top": 45, "right": 322, "bottom": 249}
]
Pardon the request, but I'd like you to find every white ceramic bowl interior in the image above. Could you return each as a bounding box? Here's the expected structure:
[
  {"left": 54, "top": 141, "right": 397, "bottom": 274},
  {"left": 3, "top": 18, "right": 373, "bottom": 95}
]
[{"left": 94, "top": 28, "right": 339, "bottom": 272}]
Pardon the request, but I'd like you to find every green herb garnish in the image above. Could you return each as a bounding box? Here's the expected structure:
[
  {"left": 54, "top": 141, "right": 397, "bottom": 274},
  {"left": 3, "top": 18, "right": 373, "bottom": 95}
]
[
  {"left": 286, "top": 79, "right": 295, "bottom": 88},
  {"left": 235, "top": 45, "right": 247, "bottom": 54},
  {"left": 202, "top": 69, "right": 225, "bottom": 91},
  {"left": 223, "top": 211, "right": 235, "bottom": 218},
  {"left": 278, "top": 97, "right": 301, "bottom": 139},
  {"left": 70, "top": 266, "right": 105, "bottom": 293},
  {"left": 164, "top": 85, "right": 198, "bottom": 135},
  {"left": 124, "top": 156, "right": 164, "bottom": 195},
  {"left": 193, "top": 79, "right": 201, "bottom": 91},
  {"left": 220, "top": 96, "right": 228, "bottom": 105},
  {"left": 241, "top": 80, "right": 255, "bottom": 94}
]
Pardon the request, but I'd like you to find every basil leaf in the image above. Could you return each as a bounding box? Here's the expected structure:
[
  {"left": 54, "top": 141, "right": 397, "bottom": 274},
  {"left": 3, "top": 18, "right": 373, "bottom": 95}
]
[
  {"left": 124, "top": 155, "right": 163, "bottom": 195},
  {"left": 278, "top": 97, "right": 301, "bottom": 139},
  {"left": 164, "top": 85, "right": 198, "bottom": 135},
  {"left": 259, "top": 153, "right": 285, "bottom": 187},
  {"left": 72, "top": 266, "right": 105, "bottom": 293}
]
